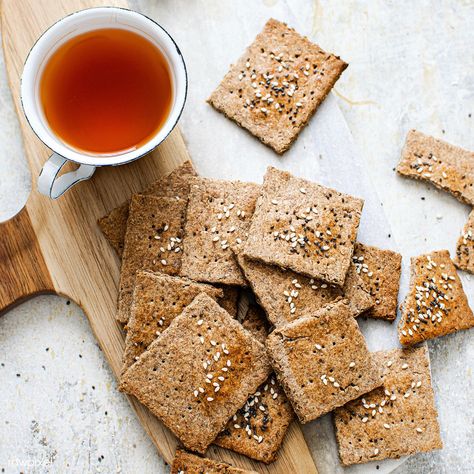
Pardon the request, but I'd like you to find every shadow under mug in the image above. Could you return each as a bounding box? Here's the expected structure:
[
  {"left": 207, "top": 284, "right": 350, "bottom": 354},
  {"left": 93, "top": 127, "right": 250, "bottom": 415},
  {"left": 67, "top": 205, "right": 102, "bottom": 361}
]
[{"left": 21, "top": 7, "right": 187, "bottom": 199}]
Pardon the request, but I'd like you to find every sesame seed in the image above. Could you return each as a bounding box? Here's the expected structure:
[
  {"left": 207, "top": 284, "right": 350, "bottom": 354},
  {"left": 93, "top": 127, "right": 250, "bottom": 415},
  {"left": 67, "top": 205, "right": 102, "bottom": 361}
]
[
  {"left": 383, "top": 423, "right": 391, "bottom": 429},
  {"left": 416, "top": 427, "right": 423, "bottom": 433},
  {"left": 161, "top": 259, "right": 167, "bottom": 266},
  {"left": 401, "top": 363, "right": 408, "bottom": 369},
  {"left": 197, "top": 319, "right": 203, "bottom": 326},
  {"left": 207, "top": 397, "right": 214, "bottom": 402},
  {"left": 349, "top": 362, "right": 356, "bottom": 368},
  {"left": 374, "top": 448, "right": 379, "bottom": 455}
]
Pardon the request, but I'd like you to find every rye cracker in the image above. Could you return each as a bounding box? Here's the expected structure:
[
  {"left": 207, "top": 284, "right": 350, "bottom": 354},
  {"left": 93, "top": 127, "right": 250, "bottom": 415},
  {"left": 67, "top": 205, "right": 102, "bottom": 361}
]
[
  {"left": 122, "top": 271, "right": 223, "bottom": 372},
  {"left": 116, "top": 194, "right": 186, "bottom": 323},
  {"left": 180, "top": 177, "right": 260, "bottom": 286},
  {"left": 334, "top": 345, "right": 442, "bottom": 466},
  {"left": 454, "top": 209, "right": 474, "bottom": 274},
  {"left": 170, "top": 449, "right": 257, "bottom": 474},
  {"left": 266, "top": 299, "right": 382, "bottom": 423},
  {"left": 242, "top": 167, "right": 363, "bottom": 286},
  {"left": 98, "top": 161, "right": 196, "bottom": 256},
  {"left": 236, "top": 254, "right": 372, "bottom": 327},
  {"left": 352, "top": 243, "right": 402, "bottom": 321},
  {"left": 120, "top": 293, "right": 271, "bottom": 454},
  {"left": 398, "top": 250, "right": 474, "bottom": 345},
  {"left": 208, "top": 19, "right": 347, "bottom": 154},
  {"left": 215, "top": 306, "right": 294, "bottom": 463},
  {"left": 397, "top": 130, "right": 474, "bottom": 205}
]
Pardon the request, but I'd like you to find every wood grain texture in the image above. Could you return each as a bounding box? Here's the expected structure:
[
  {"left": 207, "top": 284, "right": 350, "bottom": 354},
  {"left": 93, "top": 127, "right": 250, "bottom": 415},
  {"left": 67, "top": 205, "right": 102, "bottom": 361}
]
[{"left": 0, "top": 0, "right": 317, "bottom": 472}]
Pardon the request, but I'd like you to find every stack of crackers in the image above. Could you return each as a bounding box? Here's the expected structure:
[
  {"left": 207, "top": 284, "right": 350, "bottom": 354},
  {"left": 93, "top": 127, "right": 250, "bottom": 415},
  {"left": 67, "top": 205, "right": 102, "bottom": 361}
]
[
  {"left": 99, "top": 161, "right": 449, "bottom": 468},
  {"left": 96, "top": 18, "right": 474, "bottom": 471}
]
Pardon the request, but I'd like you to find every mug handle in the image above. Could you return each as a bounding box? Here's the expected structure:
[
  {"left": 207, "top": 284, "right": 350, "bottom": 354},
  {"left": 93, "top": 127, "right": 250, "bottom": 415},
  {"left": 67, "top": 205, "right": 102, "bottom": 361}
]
[{"left": 37, "top": 153, "right": 96, "bottom": 199}]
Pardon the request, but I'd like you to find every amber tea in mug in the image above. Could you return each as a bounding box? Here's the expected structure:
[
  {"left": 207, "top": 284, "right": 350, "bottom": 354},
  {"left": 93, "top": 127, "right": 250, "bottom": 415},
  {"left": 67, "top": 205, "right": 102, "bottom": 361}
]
[{"left": 39, "top": 28, "right": 173, "bottom": 155}]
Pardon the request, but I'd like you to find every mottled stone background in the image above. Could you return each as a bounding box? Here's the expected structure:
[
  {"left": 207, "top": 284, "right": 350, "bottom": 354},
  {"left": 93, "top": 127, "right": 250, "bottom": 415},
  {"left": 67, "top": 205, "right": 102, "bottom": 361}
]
[{"left": 0, "top": 1, "right": 473, "bottom": 473}]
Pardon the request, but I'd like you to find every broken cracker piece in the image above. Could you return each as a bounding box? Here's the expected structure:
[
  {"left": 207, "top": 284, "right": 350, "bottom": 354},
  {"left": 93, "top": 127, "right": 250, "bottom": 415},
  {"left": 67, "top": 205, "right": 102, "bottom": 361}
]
[
  {"left": 454, "top": 209, "right": 474, "bottom": 274},
  {"left": 216, "top": 285, "right": 240, "bottom": 318},
  {"left": 334, "top": 345, "right": 442, "bottom": 466},
  {"left": 243, "top": 167, "right": 363, "bottom": 286},
  {"left": 208, "top": 19, "right": 347, "bottom": 154},
  {"left": 120, "top": 293, "right": 271, "bottom": 454},
  {"left": 352, "top": 243, "right": 402, "bottom": 321},
  {"left": 398, "top": 250, "right": 474, "bottom": 345},
  {"left": 266, "top": 299, "right": 382, "bottom": 423},
  {"left": 397, "top": 130, "right": 474, "bottom": 205}
]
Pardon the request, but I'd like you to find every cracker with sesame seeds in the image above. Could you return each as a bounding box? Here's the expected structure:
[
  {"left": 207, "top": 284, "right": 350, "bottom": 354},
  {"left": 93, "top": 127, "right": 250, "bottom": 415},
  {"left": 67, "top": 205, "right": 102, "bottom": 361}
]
[
  {"left": 120, "top": 293, "right": 271, "bottom": 454},
  {"left": 171, "top": 448, "right": 257, "bottom": 474},
  {"left": 180, "top": 177, "right": 260, "bottom": 286},
  {"left": 334, "top": 345, "right": 442, "bottom": 466},
  {"left": 352, "top": 243, "right": 402, "bottom": 321},
  {"left": 208, "top": 18, "right": 347, "bottom": 154},
  {"left": 266, "top": 299, "right": 382, "bottom": 424},
  {"left": 242, "top": 167, "right": 363, "bottom": 287},
  {"left": 454, "top": 209, "right": 474, "bottom": 274},
  {"left": 98, "top": 161, "right": 196, "bottom": 257},
  {"left": 236, "top": 253, "right": 372, "bottom": 327},
  {"left": 116, "top": 194, "right": 187, "bottom": 324},
  {"left": 122, "top": 271, "right": 223, "bottom": 373},
  {"left": 397, "top": 130, "right": 474, "bottom": 205},
  {"left": 215, "top": 305, "right": 294, "bottom": 464},
  {"left": 398, "top": 250, "right": 474, "bottom": 346}
]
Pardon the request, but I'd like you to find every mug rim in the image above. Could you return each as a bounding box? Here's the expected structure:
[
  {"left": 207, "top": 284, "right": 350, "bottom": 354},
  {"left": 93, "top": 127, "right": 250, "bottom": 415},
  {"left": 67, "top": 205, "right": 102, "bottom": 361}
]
[{"left": 21, "top": 6, "right": 188, "bottom": 167}]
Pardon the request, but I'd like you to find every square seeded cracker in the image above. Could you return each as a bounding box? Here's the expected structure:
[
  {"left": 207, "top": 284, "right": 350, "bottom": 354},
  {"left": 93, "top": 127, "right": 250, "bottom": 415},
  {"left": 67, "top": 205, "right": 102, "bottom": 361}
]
[
  {"left": 266, "top": 299, "right": 382, "bottom": 424},
  {"left": 98, "top": 161, "right": 196, "bottom": 257},
  {"left": 454, "top": 209, "right": 474, "bottom": 274},
  {"left": 120, "top": 293, "right": 271, "bottom": 454},
  {"left": 397, "top": 130, "right": 474, "bottom": 205},
  {"left": 180, "top": 177, "right": 260, "bottom": 286},
  {"left": 242, "top": 167, "right": 364, "bottom": 286},
  {"left": 116, "top": 194, "right": 187, "bottom": 324},
  {"left": 398, "top": 250, "right": 474, "bottom": 346},
  {"left": 208, "top": 19, "right": 347, "bottom": 154},
  {"left": 334, "top": 345, "right": 442, "bottom": 466},
  {"left": 122, "top": 271, "right": 223, "bottom": 373},
  {"left": 215, "top": 305, "right": 295, "bottom": 464},
  {"left": 236, "top": 254, "right": 373, "bottom": 327},
  {"left": 171, "top": 449, "right": 257, "bottom": 474},
  {"left": 352, "top": 243, "right": 402, "bottom": 321}
]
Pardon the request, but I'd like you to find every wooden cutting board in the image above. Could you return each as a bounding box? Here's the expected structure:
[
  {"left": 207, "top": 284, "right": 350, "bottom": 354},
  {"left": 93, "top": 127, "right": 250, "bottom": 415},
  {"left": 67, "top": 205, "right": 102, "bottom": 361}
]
[{"left": 0, "top": 1, "right": 318, "bottom": 472}]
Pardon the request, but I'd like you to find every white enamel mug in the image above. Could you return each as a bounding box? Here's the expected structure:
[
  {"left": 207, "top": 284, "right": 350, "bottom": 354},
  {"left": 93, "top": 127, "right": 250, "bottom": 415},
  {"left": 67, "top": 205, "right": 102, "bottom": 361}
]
[{"left": 21, "top": 7, "right": 187, "bottom": 199}]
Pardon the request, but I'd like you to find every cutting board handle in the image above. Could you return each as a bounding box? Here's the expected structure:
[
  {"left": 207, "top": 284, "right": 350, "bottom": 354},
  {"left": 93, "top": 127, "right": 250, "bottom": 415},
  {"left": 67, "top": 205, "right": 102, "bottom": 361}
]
[{"left": 0, "top": 206, "right": 54, "bottom": 313}]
